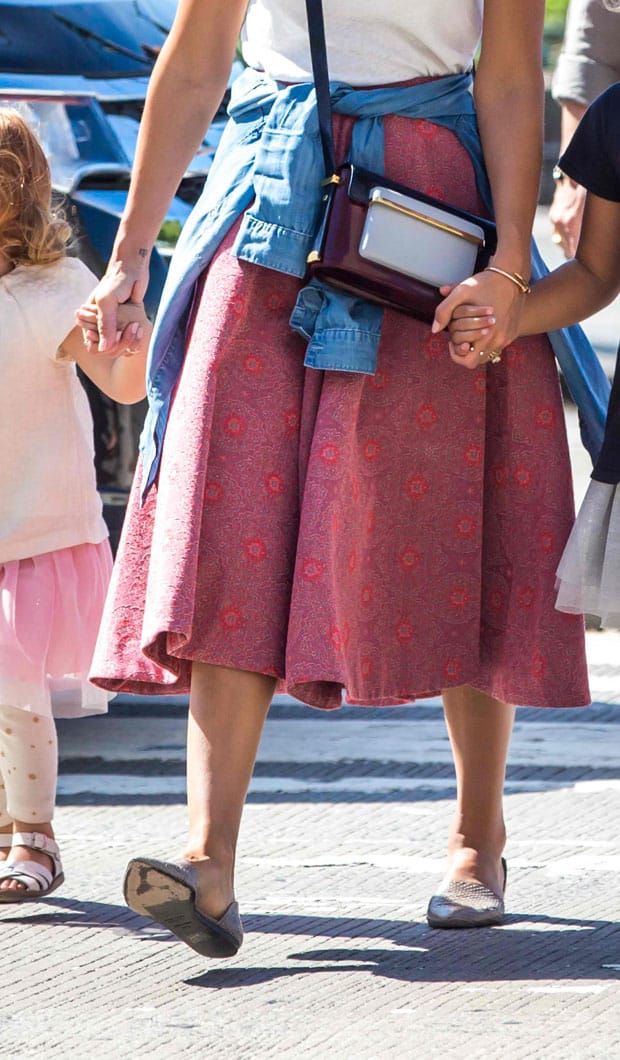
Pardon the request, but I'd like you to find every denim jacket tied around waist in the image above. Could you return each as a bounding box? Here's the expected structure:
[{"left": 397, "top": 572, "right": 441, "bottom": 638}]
[{"left": 140, "top": 66, "right": 610, "bottom": 496}]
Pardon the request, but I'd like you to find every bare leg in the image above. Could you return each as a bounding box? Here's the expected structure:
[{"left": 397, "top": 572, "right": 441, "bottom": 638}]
[
  {"left": 440, "top": 684, "right": 515, "bottom": 897},
  {"left": 181, "top": 662, "right": 275, "bottom": 919}
]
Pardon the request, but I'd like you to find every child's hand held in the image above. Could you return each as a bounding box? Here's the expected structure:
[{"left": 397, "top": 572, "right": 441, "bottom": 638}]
[
  {"left": 76, "top": 300, "right": 149, "bottom": 357},
  {"left": 447, "top": 304, "right": 496, "bottom": 353}
]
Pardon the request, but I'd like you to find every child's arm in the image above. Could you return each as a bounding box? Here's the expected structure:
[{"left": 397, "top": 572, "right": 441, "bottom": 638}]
[
  {"left": 447, "top": 191, "right": 620, "bottom": 350},
  {"left": 58, "top": 302, "right": 151, "bottom": 404},
  {"left": 519, "top": 191, "right": 620, "bottom": 335}
]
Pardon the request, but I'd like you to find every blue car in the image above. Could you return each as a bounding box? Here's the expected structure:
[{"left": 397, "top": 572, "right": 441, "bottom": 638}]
[
  {"left": 1, "top": 0, "right": 238, "bottom": 545},
  {"left": 0, "top": 0, "right": 238, "bottom": 307}
]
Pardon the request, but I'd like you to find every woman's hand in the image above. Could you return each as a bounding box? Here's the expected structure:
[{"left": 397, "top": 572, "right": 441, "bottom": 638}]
[
  {"left": 432, "top": 269, "right": 526, "bottom": 369},
  {"left": 76, "top": 299, "right": 150, "bottom": 356},
  {"left": 84, "top": 256, "right": 150, "bottom": 354},
  {"left": 64, "top": 299, "right": 152, "bottom": 404}
]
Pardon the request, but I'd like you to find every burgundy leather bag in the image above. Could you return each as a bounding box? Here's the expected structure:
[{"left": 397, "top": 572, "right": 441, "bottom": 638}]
[{"left": 304, "top": 0, "right": 497, "bottom": 323}]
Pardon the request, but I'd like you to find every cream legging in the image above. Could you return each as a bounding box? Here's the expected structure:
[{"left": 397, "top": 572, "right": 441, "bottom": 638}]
[{"left": 0, "top": 705, "right": 58, "bottom": 827}]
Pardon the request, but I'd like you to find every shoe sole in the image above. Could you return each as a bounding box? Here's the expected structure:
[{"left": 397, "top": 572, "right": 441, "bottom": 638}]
[
  {"left": 124, "top": 858, "right": 240, "bottom": 958},
  {"left": 426, "top": 908, "right": 504, "bottom": 929}
]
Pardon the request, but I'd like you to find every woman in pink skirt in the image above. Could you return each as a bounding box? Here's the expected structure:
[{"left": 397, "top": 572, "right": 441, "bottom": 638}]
[{"left": 85, "top": 0, "right": 591, "bottom": 954}]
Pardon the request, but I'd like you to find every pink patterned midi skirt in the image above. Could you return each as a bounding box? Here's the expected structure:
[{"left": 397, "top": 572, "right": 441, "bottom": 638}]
[{"left": 91, "top": 113, "right": 590, "bottom": 710}]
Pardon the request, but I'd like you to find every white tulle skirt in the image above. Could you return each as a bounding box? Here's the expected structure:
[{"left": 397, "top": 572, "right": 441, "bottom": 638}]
[{"left": 555, "top": 479, "right": 620, "bottom": 627}]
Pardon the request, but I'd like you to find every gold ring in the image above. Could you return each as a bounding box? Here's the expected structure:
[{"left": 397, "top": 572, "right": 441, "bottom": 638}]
[{"left": 487, "top": 350, "right": 502, "bottom": 364}]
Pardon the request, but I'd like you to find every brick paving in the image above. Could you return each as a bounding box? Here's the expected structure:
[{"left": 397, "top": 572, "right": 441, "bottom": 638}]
[{"left": 1, "top": 631, "right": 619, "bottom": 1059}]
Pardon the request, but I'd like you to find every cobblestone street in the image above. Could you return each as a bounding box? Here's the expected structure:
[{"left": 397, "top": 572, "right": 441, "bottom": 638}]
[{"left": 0, "top": 625, "right": 618, "bottom": 1059}]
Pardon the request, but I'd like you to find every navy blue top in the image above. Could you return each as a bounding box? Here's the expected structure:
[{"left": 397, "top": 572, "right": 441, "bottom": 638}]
[
  {"left": 560, "top": 83, "right": 620, "bottom": 204},
  {"left": 561, "top": 83, "right": 620, "bottom": 484}
]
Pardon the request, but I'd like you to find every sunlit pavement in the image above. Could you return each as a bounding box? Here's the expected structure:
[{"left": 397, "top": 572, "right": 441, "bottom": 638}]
[{"left": 2, "top": 643, "right": 617, "bottom": 1060}]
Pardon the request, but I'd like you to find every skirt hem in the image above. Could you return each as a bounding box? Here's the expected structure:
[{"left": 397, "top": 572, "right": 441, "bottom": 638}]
[{"left": 90, "top": 648, "right": 591, "bottom": 711}]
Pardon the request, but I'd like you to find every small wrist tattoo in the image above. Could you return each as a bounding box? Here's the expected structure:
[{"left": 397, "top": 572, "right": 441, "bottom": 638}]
[{"left": 138, "top": 247, "right": 149, "bottom": 259}]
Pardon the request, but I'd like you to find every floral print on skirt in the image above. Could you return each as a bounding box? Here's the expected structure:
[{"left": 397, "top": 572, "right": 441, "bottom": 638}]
[{"left": 90, "top": 113, "right": 590, "bottom": 710}]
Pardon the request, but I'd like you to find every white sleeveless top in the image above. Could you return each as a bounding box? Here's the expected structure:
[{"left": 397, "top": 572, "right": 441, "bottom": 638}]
[{"left": 242, "top": 0, "right": 484, "bottom": 86}]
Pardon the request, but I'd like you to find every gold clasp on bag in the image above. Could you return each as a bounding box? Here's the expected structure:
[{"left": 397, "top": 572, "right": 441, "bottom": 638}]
[
  {"left": 372, "top": 194, "right": 484, "bottom": 248},
  {"left": 321, "top": 173, "right": 342, "bottom": 186}
]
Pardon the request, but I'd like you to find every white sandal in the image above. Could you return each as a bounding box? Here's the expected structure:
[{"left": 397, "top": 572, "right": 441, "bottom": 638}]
[{"left": 0, "top": 832, "right": 64, "bottom": 902}]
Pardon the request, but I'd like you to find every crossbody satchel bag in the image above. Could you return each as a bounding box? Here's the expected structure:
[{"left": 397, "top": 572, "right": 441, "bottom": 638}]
[{"left": 304, "top": 0, "right": 497, "bottom": 322}]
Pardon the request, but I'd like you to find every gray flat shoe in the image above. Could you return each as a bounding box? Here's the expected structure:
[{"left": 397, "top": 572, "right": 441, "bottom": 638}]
[
  {"left": 123, "top": 856, "right": 243, "bottom": 958},
  {"left": 426, "top": 857, "right": 507, "bottom": 929}
]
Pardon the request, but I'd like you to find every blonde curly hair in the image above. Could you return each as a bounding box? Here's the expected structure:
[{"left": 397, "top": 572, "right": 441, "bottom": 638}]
[{"left": 0, "top": 108, "right": 72, "bottom": 267}]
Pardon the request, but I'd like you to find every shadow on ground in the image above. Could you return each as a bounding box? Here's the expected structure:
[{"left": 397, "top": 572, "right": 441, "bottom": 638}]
[
  {"left": 3, "top": 897, "right": 618, "bottom": 987},
  {"left": 186, "top": 911, "right": 620, "bottom": 989}
]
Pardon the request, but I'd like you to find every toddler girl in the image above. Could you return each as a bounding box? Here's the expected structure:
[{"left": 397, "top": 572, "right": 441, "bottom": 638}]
[
  {"left": 0, "top": 108, "right": 150, "bottom": 900},
  {"left": 442, "top": 81, "right": 620, "bottom": 626}
]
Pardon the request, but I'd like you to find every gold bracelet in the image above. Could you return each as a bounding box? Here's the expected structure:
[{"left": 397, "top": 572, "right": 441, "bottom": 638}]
[{"left": 484, "top": 266, "right": 531, "bottom": 295}]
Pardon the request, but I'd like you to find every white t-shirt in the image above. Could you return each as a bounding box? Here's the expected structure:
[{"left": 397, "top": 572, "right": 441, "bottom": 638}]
[
  {"left": 242, "top": 0, "right": 484, "bottom": 85},
  {"left": 0, "top": 256, "right": 108, "bottom": 564}
]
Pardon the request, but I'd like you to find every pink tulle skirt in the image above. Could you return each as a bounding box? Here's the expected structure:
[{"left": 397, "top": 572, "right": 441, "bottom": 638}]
[{"left": 0, "top": 540, "right": 113, "bottom": 717}]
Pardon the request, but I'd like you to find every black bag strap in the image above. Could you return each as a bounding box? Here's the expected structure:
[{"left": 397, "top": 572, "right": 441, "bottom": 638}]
[{"left": 304, "top": 0, "right": 337, "bottom": 178}]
